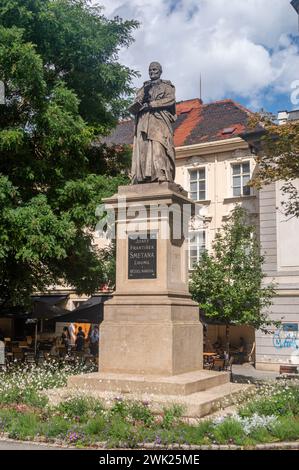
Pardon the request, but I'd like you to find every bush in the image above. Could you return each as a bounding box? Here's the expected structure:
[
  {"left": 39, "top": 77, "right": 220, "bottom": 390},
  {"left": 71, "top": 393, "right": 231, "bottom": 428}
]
[
  {"left": 42, "top": 416, "right": 71, "bottom": 438},
  {"left": 161, "top": 404, "right": 185, "bottom": 429},
  {"left": 239, "top": 385, "right": 299, "bottom": 417},
  {"left": 57, "top": 397, "right": 103, "bottom": 422},
  {"left": 212, "top": 419, "right": 245, "bottom": 445},
  {"left": 271, "top": 417, "right": 299, "bottom": 441},
  {"left": 84, "top": 416, "right": 106, "bottom": 437},
  {"left": 127, "top": 402, "right": 154, "bottom": 426},
  {"left": 8, "top": 413, "right": 42, "bottom": 440},
  {"left": 109, "top": 398, "right": 129, "bottom": 418},
  {"left": 107, "top": 416, "right": 138, "bottom": 448}
]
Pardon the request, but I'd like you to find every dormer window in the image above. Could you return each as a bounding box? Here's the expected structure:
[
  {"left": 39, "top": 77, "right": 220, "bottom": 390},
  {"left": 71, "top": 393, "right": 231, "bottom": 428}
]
[{"left": 222, "top": 127, "right": 236, "bottom": 135}]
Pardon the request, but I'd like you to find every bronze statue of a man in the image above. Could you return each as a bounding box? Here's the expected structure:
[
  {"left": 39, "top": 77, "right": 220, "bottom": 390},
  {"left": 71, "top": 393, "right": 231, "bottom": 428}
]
[{"left": 129, "top": 62, "right": 176, "bottom": 184}]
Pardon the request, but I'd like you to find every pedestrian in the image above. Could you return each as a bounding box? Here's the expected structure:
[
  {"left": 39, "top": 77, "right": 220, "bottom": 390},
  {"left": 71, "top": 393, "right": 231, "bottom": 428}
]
[
  {"left": 61, "top": 326, "right": 71, "bottom": 353},
  {"left": 89, "top": 326, "right": 99, "bottom": 356},
  {"left": 75, "top": 326, "right": 85, "bottom": 352}
]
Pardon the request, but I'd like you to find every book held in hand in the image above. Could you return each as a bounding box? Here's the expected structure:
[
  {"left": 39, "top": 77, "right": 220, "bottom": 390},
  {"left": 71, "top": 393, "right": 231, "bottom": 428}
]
[{"left": 128, "top": 101, "right": 144, "bottom": 115}]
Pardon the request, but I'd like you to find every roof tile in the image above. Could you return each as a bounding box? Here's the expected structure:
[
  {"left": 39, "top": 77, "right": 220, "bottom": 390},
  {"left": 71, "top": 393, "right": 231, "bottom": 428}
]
[{"left": 101, "top": 98, "right": 254, "bottom": 148}]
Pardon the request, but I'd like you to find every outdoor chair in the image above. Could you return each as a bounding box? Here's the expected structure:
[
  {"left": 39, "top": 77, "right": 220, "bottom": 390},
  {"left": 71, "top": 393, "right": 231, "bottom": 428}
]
[
  {"left": 246, "top": 342, "right": 256, "bottom": 364},
  {"left": 5, "top": 352, "right": 13, "bottom": 364},
  {"left": 26, "top": 336, "right": 33, "bottom": 348},
  {"left": 13, "top": 351, "right": 24, "bottom": 362}
]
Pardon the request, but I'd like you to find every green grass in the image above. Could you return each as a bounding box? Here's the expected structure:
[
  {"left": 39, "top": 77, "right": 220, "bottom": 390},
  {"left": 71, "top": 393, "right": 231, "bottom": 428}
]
[
  {"left": 7, "top": 413, "right": 42, "bottom": 440},
  {"left": 84, "top": 416, "right": 106, "bottom": 437},
  {"left": 0, "top": 377, "right": 299, "bottom": 448},
  {"left": 42, "top": 415, "right": 72, "bottom": 438},
  {"left": 211, "top": 418, "right": 245, "bottom": 445},
  {"left": 271, "top": 417, "right": 299, "bottom": 441},
  {"left": 239, "top": 385, "right": 299, "bottom": 418}
]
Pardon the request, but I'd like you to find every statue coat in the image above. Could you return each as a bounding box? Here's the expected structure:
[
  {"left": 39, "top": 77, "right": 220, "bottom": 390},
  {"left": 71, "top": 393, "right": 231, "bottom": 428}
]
[{"left": 131, "top": 79, "right": 176, "bottom": 184}]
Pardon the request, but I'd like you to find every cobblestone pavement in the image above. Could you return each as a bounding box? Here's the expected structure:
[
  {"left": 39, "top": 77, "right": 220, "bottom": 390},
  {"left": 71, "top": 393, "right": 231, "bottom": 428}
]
[{"left": 0, "top": 438, "right": 299, "bottom": 451}]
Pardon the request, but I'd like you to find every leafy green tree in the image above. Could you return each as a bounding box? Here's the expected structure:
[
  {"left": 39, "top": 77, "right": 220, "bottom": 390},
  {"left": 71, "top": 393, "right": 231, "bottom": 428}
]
[
  {"left": 190, "top": 207, "right": 276, "bottom": 353},
  {"left": 247, "top": 115, "right": 299, "bottom": 218},
  {"left": 0, "top": 0, "right": 138, "bottom": 308}
]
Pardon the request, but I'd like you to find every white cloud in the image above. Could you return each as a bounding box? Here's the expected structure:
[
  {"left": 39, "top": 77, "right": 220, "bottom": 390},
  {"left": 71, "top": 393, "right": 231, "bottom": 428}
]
[{"left": 93, "top": 0, "right": 299, "bottom": 110}]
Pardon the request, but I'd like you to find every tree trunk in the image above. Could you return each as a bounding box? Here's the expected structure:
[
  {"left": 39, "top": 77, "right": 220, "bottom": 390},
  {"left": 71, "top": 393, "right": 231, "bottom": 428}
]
[{"left": 225, "top": 324, "right": 230, "bottom": 358}]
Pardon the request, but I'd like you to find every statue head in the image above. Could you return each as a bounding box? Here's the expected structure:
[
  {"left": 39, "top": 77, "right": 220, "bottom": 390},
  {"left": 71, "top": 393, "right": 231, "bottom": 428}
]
[{"left": 149, "top": 62, "right": 162, "bottom": 81}]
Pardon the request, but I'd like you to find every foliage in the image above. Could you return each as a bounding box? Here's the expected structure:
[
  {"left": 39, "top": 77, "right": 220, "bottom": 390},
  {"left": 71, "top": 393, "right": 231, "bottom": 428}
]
[
  {"left": 190, "top": 206, "right": 276, "bottom": 334},
  {"left": 249, "top": 114, "right": 299, "bottom": 218},
  {"left": 0, "top": 364, "right": 299, "bottom": 447},
  {"left": 271, "top": 417, "right": 299, "bottom": 441},
  {"left": 0, "top": 0, "right": 137, "bottom": 307},
  {"left": 212, "top": 418, "right": 245, "bottom": 445},
  {"left": 0, "top": 359, "right": 96, "bottom": 406},
  {"left": 161, "top": 404, "right": 185, "bottom": 429},
  {"left": 239, "top": 383, "right": 299, "bottom": 417}
]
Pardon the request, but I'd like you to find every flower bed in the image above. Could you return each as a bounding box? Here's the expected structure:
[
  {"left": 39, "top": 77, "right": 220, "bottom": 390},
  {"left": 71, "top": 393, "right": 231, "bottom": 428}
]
[{"left": 0, "top": 363, "right": 299, "bottom": 448}]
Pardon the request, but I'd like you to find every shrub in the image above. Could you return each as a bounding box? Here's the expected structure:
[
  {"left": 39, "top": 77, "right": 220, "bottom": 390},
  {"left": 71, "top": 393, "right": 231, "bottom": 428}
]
[
  {"left": 107, "top": 416, "right": 138, "bottom": 448},
  {"left": 8, "top": 413, "right": 42, "bottom": 440},
  {"left": 239, "top": 384, "right": 299, "bottom": 418},
  {"left": 57, "top": 397, "right": 101, "bottom": 422},
  {"left": 271, "top": 417, "right": 299, "bottom": 441},
  {"left": 109, "top": 398, "right": 129, "bottom": 418},
  {"left": 42, "top": 416, "right": 71, "bottom": 438},
  {"left": 127, "top": 402, "right": 154, "bottom": 426},
  {"left": 84, "top": 416, "right": 106, "bottom": 437},
  {"left": 161, "top": 404, "right": 185, "bottom": 429},
  {"left": 212, "top": 418, "right": 245, "bottom": 445}
]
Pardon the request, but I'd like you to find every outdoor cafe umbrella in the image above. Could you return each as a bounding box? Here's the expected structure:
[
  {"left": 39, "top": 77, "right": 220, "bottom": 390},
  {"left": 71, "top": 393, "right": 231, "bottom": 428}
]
[{"left": 27, "top": 300, "right": 69, "bottom": 355}]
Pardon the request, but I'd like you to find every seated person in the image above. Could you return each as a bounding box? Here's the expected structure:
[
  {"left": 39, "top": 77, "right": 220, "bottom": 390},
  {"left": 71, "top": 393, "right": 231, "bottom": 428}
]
[
  {"left": 213, "top": 336, "right": 224, "bottom": 355},
  {"left": 233, "top": 337, "right": 247, "bottom": 363},
  {"left": 50, "top": 338, "right": 60, "bottom": 357}
]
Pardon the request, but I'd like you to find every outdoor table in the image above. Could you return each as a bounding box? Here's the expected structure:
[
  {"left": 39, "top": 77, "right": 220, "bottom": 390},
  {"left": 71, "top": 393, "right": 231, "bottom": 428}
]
[{"left": 203, "top": 352, "right": 218, "bottom": 369}]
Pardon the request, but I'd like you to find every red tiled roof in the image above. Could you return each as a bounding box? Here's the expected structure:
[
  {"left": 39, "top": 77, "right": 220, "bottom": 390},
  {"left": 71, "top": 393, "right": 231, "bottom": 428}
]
[{"left": 101, "top": 98, "right": 255, "bottom": 148}]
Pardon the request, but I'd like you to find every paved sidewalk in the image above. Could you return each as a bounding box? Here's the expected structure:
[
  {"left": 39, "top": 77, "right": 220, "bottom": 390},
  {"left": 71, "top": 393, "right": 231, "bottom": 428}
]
[
  {"left": 0, "top": 440, "right": 65, "bottom": 450},
  {"left": 232, "top": 364, "right": 279, "bottom": 382}
]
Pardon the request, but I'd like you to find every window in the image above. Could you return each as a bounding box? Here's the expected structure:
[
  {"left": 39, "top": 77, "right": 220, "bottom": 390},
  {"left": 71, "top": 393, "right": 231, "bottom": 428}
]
[
  {"left": 189, "top": 230, "right": 206, "bottom": 269},
  {"left": 232, "top": 162, "right": 251, "bottom": 197},
  {"left": 189, "top": 168, "right": 206, "bottom": 201}
]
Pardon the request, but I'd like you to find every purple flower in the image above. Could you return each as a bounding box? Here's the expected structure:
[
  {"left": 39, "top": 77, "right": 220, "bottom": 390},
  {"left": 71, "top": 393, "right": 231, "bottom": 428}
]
[{"left": 68, "top": 432, "right": 79, "bottom": 442}]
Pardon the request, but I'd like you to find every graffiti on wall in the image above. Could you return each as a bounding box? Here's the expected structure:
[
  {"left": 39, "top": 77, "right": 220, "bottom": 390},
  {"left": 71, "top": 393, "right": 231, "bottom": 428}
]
[{"left": 273, "top": 323, "right": 299, "bottom": 350}]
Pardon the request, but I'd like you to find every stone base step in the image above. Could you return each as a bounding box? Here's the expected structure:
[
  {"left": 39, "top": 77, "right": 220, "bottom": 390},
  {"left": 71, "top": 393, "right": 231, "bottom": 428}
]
[
  {"left": 46, "top": 382, "right": 253, "bottom": 419},
  {"left": 67, "top": 370, "right": 229, "bottom": 396}
]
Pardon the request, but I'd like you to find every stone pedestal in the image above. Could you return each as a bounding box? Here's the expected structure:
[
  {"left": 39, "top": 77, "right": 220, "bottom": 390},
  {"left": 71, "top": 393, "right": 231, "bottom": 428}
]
[
  {"left": 100, "top": 182, "right": 203, "bottom": 377},
  {"left": 68, "top": 182, "right": 237, "bottom": 409}
]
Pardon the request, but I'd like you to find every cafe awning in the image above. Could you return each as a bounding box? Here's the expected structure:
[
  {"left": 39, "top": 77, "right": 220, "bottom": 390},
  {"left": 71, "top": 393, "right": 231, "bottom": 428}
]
[
  {"left": 56, "top": 295, "right": 112, "bottom": 324},
  {"left": 32, "top": 295, "right": 68, "bottom": 305},
  {"left": 31, "top": 294, "right": 69, "bottom": 320}
]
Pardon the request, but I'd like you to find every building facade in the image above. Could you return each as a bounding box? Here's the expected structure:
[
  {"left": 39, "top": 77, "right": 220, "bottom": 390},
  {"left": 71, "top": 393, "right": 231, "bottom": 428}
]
[{"left": 17, "top": 98, "right": 298, "bottom": 370}]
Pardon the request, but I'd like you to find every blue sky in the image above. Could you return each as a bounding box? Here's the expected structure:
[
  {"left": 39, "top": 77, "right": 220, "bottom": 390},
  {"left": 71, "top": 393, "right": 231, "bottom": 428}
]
[{"left": 96, "top": 0, "right": 299, "bottom": 114}]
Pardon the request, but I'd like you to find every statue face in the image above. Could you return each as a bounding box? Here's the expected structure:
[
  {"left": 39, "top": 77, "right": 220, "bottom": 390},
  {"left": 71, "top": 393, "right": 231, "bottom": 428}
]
[{"left": 149, "top": 63, "right": 162, "bottom": 81}]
